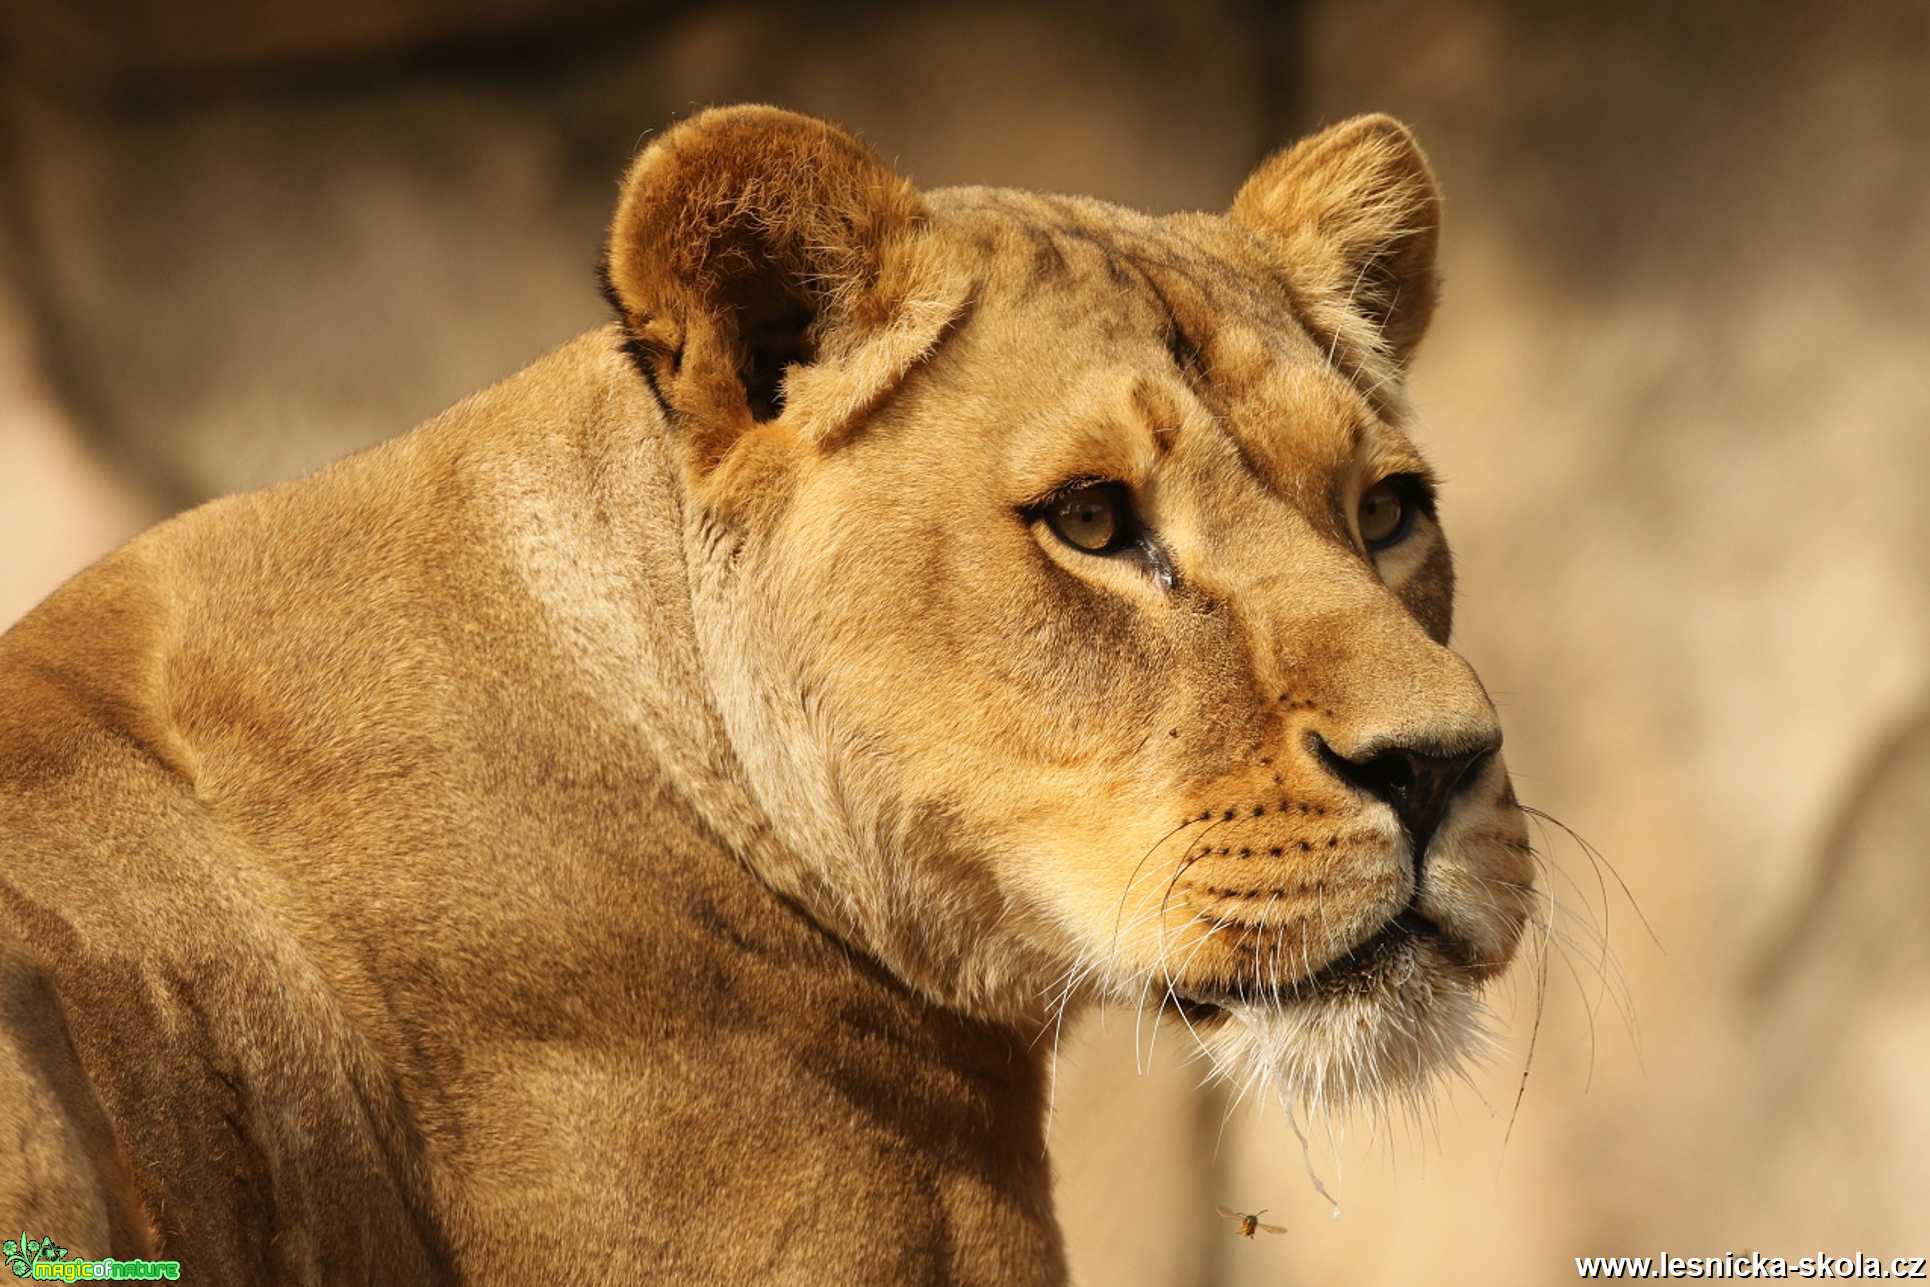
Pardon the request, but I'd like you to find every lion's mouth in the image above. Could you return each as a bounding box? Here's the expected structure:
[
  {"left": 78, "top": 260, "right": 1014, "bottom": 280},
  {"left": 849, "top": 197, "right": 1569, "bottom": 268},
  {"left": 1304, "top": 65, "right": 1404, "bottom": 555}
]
[{"left": 1169, "top": 907, "right": 1452, "bottom": 1023}]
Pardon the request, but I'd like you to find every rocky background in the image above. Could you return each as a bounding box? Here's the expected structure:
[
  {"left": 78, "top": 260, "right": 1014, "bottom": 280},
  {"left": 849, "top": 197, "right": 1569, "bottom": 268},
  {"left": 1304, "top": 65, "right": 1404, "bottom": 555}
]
[{"left": 3, "top": 3, "right": 1926, "bottom": 1282}]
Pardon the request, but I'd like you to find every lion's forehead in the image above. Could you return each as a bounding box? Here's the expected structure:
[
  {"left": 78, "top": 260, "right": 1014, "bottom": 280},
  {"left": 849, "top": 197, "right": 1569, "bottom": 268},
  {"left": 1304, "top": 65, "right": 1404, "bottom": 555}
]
[
  {"left": 929, "top": 186, "right": 1304, "bottom": 340},
  {"left": 924, "top": 187, "right": 1384, "bottom": 514}
]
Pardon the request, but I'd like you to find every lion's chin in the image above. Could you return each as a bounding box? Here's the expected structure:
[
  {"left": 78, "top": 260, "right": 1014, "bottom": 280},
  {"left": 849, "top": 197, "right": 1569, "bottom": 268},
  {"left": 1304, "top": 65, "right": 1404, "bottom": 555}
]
[{"left": 1178, "top": 935, "right": 1495, "bottom": 1117}]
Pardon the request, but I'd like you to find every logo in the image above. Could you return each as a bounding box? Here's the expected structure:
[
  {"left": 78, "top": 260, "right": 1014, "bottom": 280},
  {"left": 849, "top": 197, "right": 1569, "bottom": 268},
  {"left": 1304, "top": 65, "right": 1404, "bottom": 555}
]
[
  {"left": 3, "top": 1236, "right": 179, "bottom": 1281},
  {"left": 2, "top": 1237, "right": 65, "bottom": 1279}
]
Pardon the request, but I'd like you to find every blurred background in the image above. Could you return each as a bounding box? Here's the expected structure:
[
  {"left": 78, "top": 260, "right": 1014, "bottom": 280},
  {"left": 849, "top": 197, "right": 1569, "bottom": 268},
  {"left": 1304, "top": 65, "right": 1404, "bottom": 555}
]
[{"left": 3, "top": 1, "right": 1926, "bottom": 1281}]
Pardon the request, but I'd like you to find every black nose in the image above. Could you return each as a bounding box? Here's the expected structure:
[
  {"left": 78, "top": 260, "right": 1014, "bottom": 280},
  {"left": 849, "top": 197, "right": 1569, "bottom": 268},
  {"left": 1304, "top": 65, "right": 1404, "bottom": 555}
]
[{"left": 1313, "top": 732, "right": 1498, "bottom": 862}]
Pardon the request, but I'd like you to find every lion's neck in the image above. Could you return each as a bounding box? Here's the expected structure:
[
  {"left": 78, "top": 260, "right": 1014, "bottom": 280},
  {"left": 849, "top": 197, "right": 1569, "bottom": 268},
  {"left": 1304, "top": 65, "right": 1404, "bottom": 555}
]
[
  {"left": 469, "top": 358, "right": 1060, "bottom": 1252},
  {"left": 542, "top": 336, "right": 1019, "bottom": 1020}
]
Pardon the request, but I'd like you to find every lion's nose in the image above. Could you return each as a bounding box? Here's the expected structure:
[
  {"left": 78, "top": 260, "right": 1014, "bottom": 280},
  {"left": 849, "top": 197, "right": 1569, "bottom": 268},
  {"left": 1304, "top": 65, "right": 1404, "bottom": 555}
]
[{"left": 1312, "top": 731, "right": 1498, "bottom": 864}]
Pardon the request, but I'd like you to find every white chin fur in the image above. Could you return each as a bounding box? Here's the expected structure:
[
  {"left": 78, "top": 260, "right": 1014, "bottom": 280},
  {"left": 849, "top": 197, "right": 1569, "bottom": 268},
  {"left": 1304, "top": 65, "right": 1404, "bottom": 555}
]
[{"left": 1194, "top": 966, "right": 1495, "bottom": 1120}]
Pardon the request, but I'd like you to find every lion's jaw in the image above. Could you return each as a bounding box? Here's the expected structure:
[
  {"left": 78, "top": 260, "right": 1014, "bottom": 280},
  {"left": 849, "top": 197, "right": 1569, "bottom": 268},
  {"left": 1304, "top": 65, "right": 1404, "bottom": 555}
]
[{"left": 1103, "top": 756, "right": 1536, "bottom": 1119}]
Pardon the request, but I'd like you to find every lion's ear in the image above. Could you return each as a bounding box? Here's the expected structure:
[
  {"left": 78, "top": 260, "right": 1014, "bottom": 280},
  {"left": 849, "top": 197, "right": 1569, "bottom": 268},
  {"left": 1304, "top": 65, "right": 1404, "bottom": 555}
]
[
  {"left": 1231, "top": 114, "right": 1441, "bottom": 371},
  {"left": 602, "top": 105, "right": 964, "bottom": 482}
]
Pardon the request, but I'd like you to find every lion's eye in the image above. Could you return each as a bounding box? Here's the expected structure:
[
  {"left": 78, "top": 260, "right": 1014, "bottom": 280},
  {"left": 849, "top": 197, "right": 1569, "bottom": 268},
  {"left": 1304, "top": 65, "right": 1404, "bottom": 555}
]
[
  {"left": 1359, "top": 477, "right": 1414, "bottom": 549},
  {"left": 1044, "top": 482, "right": 1129, "bottom": 554}
]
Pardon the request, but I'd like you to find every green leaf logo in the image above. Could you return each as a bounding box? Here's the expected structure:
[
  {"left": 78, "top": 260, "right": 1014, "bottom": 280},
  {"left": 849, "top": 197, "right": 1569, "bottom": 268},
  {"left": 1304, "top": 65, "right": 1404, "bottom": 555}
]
[{"left": 4, "top": 1234, "right": 70, "bottom": 1277}]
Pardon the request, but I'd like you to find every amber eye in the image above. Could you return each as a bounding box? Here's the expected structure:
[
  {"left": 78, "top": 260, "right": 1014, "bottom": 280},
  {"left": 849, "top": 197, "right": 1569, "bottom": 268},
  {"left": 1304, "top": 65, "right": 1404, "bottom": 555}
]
[
  {"left": 1044, "top": 482, "right": 1129, "bottom": 554},
  {"left": 1358, "top": 477, "right": 1414, "bottom": 549}
]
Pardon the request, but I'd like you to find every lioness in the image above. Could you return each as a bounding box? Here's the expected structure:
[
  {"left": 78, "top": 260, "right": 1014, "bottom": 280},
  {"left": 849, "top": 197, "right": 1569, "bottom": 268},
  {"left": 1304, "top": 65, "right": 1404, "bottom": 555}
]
[{"left": 0, "top": 105, "right": 1534, "bottom": 1283}]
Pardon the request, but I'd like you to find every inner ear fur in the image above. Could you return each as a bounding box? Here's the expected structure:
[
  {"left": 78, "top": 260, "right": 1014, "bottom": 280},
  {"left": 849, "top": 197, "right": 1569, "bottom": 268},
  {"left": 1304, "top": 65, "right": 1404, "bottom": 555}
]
[
  {"left": 602, "top": 104, "right": 963, "bottom": 478},
  {"left": 1232, "top": 114, "right": 1442, "bottom": 377}
]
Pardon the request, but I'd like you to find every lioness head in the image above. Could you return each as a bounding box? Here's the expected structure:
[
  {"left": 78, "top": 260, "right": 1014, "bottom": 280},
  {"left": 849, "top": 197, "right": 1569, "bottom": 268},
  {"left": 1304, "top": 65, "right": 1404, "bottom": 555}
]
[{"left": 602, "top": 106, "right": 1535, "bottom": 1115}]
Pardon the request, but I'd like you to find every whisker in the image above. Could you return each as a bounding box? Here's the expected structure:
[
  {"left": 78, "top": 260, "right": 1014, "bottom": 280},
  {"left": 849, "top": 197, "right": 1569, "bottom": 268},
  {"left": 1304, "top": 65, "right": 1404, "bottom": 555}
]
[
  {"left": 1521, "top": 804, "right": 1662, "bottom": 953},
  {"left": 1110, "top": 815, "right": 1207, "bottom": 949},
  {"left": 1499, "top": 870, "right": 1554, "bottom": 1160}
]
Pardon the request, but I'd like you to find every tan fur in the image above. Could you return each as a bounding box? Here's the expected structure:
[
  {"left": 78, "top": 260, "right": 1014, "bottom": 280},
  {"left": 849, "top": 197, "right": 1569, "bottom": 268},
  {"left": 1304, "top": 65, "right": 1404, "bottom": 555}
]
[{"left": 0, "top": 106, "right": 1533, "bottom": 1283}]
